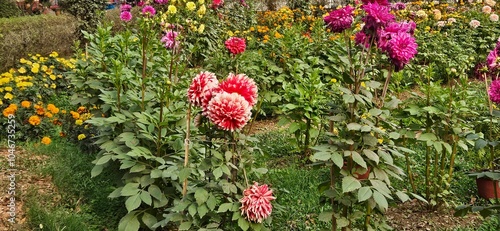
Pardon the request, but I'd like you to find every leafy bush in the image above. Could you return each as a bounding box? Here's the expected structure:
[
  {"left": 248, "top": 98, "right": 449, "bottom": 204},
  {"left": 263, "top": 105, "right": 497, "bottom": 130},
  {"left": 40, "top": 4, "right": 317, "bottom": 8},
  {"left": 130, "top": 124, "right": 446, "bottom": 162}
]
[
  {"left": 60, "top": 0, "right": 107, "bottom": 38},
  {"left": 0, "top": 0, "right": 22, "bottom": 18},
  {"left": 0, "top": 15, "right": 78, "bottom": 72}
]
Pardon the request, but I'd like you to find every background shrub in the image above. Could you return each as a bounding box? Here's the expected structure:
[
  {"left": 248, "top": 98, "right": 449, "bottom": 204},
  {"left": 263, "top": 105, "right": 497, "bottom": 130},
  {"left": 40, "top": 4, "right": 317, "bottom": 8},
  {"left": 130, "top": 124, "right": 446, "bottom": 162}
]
[
  {"left": 0, "top": 14, "right": 77, "bottom": 72},
  {"left": 60, "top": 0, "right": 107, "bottom": 39},
  {"left": 0, "top": 0, "right": 22, "bottom": 18}
]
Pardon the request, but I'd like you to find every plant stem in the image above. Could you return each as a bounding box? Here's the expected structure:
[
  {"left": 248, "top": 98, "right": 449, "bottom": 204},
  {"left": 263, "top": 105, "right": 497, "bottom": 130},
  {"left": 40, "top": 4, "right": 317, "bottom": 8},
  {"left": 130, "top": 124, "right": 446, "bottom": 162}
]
[
  {"left": 425, "top": 68, "right": 432, "bottom": 202},
  {"left": 403, "top": 136, "right": 417, "bottom": 192},
  {"left": 380, "top": 67, "right": 393, "bottom": 106},
  {"left": 141, "top": 27, "right": 147, "bottom": 112},
  {"left": 330, "top": 164, "right": 337, "bottom": 231},
  {"left": 182, "top": 104, "right": 192, "bottom": 197}
]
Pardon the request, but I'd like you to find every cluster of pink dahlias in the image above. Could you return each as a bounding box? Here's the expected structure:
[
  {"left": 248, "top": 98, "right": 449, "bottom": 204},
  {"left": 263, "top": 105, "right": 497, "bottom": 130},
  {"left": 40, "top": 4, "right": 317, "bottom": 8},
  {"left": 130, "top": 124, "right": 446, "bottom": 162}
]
[
  {"left": 188, "top": 72, "right": 258, "bottom": 131},
  {"left": 240, "top": 182, "right": 276, "bottom": 223},
  {"left": 489, "top": 80, "right": 500, "bottom": 104},
  {"left": 161, "top": 30, "right": 179, "bottom": 50},
  {"left": 142, "top": 5, "right": 156, "bottom": 17},
  {"left": 120, "top": 4, "right": 133, "bottom": 22},
  {"left": 323, "top": 5, "right": 355, "bottom": 33},
  {"left": 487, "top": 41, "right": 500, "bottom": 70}
]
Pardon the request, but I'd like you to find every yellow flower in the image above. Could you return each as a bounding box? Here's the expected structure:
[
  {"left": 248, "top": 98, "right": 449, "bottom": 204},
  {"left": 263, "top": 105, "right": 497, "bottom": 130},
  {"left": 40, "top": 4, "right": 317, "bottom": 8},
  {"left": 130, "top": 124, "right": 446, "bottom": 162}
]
[
  {"left": 18, "top": 67, "right": 26, "bottom": 74},
  {"left": 78, "top": 134, "right": 87, "bottom": 140},
  {"left": 70, "top": 111, "right": 80, "bottom": 119},
  {"left": 378, "top": 138, "right": 384, "bottom": 144},
  {"left": 41, "top": 137, "right": 52, "bottom": 145},
  {"left": 2, "top": 104, "right": 17, "bottom": 117},
  {"left": 49, "top": 75, "right": 57, "bottom": 80},
  {"left": 4, "top": 86, "right": 12, "bottom": 92},
  {"left": 197, "top": 4, "right": 206, "bottom": 17},
  {"left": 31, "top": 67, "right": 39, "bottom": 74},
  {"left": 168, "top": 5, "right": 177, "bottom": 14},
  {"left": 49, "top": 51, "right": 59, "bottom": 58},
  {"left": 29, "top": 115, "right": 41, "bottom": 126},
  {"left": 47, "top": 104, "right": 59, "bottom": 114},
  {"left": 21, "top": 101, "right": 31, "bottom": 108},
  {"left": 20, "top": 58, "right": 27, "bottom": 64},
  {"left": 198, "top": 24, "right": 205, "bottom": 34},
  {"left": 227, "top": 30, "right": 234, "bottom": 36},
  {"left": 186, "top": 2, "right": 196, "bottom": 11},
  {"left": 75, "top": 119, "right": 83, "bottom": 125},
  {"left": 45, "top": 112, "right": 53, "bottom": 118},
  {"left": 330, "top": 78, "right": 337, "bottom": 83},
  {"left": 41, "top": 65, "right": 48, "bottom": 72},
  {"left": 50, "top": 84, "right": 56, "bottom": 89},
  {"left": 361, "top": 82, "right": 366, "bottom": 88},
  {"left": 198, "top": 0, "right": 204, "bottom": 4},
  {"left": 4, "top": 93, "right": 13, "bottom": 100}
]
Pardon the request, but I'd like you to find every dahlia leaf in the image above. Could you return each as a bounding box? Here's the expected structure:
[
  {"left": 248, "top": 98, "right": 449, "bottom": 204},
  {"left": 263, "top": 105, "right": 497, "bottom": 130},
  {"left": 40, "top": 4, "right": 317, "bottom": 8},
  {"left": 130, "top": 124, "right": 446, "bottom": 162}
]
[
  {"left": 188, "top": 203, "right": 197, "bottom": 216},
  {"left": 118, "top": 212, "right": 140, "bottom": 231},
  {"left": 125, "top": 194, "right": 141, "bottom": 212},
  {"left": 363, "top": 149, "right": 379, "bottom": 164},
  {"left": 318, "top": 211, "right": 334, "bottom": 222},
  {"left": 195, "top": 188, "right": 209, "bottom": 205},
  {"left": 206, "top": 195, "right": 217, "bottom": 211},
  {"left": 351, "top": 151, "right": 367, "bottom": 169},
  {"left": 141, "top": 213, "right": 157, "bottom": 230},
  {"left": 198, "top": 204, "right": 209, "bottom": 218},
  {"left": 179, "top": 221, "right": 192, "bottom": 230},
  {"left": 342, "top": 176, "right": 361, "bottom": 193},
  {"left": 238, "top": 217, "right": 250, "bottom": 231},
  {"left": 373, "top": 190, "right": 388, "bottom": 211},
  {"left": 358, "top": 187, "right": 372, "bottom": 202}
]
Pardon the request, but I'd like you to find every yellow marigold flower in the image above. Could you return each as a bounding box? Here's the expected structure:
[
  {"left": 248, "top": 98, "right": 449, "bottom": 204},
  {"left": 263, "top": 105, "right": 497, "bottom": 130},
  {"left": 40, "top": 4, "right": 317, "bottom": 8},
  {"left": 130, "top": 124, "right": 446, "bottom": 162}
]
[
  {"left": 50, "top": 84, "right": 56, "bottom": 89},
  {"left": 70, "top": 111, "right": 80, "bottom": 119},
  {"left": 49, "top": 75, "right": 56, "bottom": 80},
  {"left": 331, "top": 78, "right": 337, "bottom": 83},
  {"left": 2, "top": 105, "right": 16, "bottom": 117},
  {"left": 45, "top": 112, "right": 53, "bottom": 118},
  {"left": 4, "top": 93, "right": 13, "bottom": 100},
  {"left": 75, "top": 119, "right": 83, "bottom": 125},
  {"left": 41, "top": 65, "right": 48, "bottom": 72},
  {"left": 41, "top": 137, "right": 52, "bottom": 145},
  {"left": 78, "top": 134, "right": 86, "bottom": 140},
  {"left": 61, "top": 110, "right": 67, "bottom": 114},
  {"left": 0, "top": 100, "right": 3, "bottom": 105},
  {"left": 198, "top": 0, "right": 204, "bottom": 4},
  {"left": 29, "top": 115, "right": 41, "bottom": 126},
  {"left": 168, "top": 5, "right": 177, "bottom": 14},
  {"left": 198, "top": 24, "right": 205, "bottom": 34},
  {"left": 4, "top": 86, "right": 12, "bottom": 92},
  {"left": 49, "top": 51, "right": 59, "bottom": 58},
  {"left": 18, "top": 67, "right": 26, "bottom": 74},
  {"left": 47, "top": 104, "right": 59, "bottom": 114},
  {"left": 21, "top": 101, "right": 31, "bottom": 108},
  {"left": 186, "top": 2, "right": 196, "bottom": 11},
  {"left": 20, "top": 58, "right": 27, "bottom": 64}
]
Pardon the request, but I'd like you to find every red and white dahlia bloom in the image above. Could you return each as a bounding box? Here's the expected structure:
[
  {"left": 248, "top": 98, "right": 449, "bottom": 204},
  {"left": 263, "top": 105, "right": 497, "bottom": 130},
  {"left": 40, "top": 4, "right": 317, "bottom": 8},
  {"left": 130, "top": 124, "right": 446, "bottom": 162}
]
[
  {"left": 218, "top": 73, "right": 258, "bottom": 107},
  {"left": 240, "top": 182, "right": 276, "bottom": 223},
  {"left": 206, "top": 92, "right": 252, "bottom": 131},
  {"left": 188, "top": 71, "right": 219, "bottom": 107}
]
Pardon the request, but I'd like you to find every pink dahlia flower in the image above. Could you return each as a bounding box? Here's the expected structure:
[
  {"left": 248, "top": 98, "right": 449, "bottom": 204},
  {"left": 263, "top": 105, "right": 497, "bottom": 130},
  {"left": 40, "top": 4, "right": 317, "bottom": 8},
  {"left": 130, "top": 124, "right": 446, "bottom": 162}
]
[
  {"left": 137, "top": 1, "right": 145, "bottom": 6},
  {"left": 362, "top": 0, "right": 390, "bottom": 5},
  {"left": 142, "top": 5, "right": 156, "bottom": 17},
  {"left": 387, "top": 32, "right": 418, "bottom": 71},
  {"left": 489, "top": 80, "right": 500, "bottom": 104},
  {"left": 218, "top": 73, "right": 258, "bottom": 107},
  {"left": 206, "top": 92, "right": 251, "bottom": 131},
  {"left": 212, "top": 0, "right": 224, "bottom": 9},
  {"left": 240, "top": 182, "right": 276, "bottom": 223},
  {"left": 225, "top": 37, "right": 246, "bottom": 55},
  {"left": 391, "top": 2, "right": 406, "bottom": 10},
  {"left": 155, "top": 0, "right": 169, "bottom": 4},
  {"left": 469, "top": 19, "right": 480, "bottom": 29},
  {"left": 120, "top": 4, "right": 132, "bottom": 12},
  {"left": 355, "top": 31, "right": 370, "bottom": 48},
  {"left": 362, "top": 3, "right": 395, "bottom": 32},
  {"left": 188, "top": 71, "right": 219, "bottom": 107},
  {"left": 323, "top": 5, "right": 354, "bottom": 33},
  {"left": 487, "top": 47, "right": 500, "bottom": 70},
  {"left": 161, "top": 30, "right": 179, "bottom": 50},
  {"left": 120, "top": 11, "right": 132, "bottom": 22}
]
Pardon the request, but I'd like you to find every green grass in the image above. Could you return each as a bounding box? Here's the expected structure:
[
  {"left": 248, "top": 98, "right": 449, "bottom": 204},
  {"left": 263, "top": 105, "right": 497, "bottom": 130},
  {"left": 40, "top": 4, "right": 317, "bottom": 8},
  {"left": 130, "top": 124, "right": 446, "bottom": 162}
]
[{"left": 23, "top": 138, "right": 126, "bottom": 231}]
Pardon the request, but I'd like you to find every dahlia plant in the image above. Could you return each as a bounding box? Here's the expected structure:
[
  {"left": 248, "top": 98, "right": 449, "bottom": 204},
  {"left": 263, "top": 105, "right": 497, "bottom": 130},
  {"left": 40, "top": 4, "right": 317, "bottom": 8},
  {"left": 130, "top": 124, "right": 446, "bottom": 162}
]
[{"left": 311, "top": 2, "right": 418, "bottom": 230}]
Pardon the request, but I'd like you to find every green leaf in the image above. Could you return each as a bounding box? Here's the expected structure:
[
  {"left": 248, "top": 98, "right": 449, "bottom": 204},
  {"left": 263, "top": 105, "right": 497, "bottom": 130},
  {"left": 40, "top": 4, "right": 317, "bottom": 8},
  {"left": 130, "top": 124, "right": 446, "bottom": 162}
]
[
  {"left": 418, "top": 133, "right": 437, "bottom": 142},
  {"left": 140, "top": 191, "right": 152, "bottom": 206},
  {"left": 96, "top": 154, "right": 112, "bottom": 165},
  {"left": 198, "top": 204, "right": 209, "bottom": 218},
  {"left": 342, "top": 176, "right": 362, "bottom": 193},
  {"left": 318, "top": 211, "right": 333, "bottom": 222},
  {"left": 91, "top": 164, "right": 104, "bottom": 178},
  {"left": 179, "top": 168, "right": 191, "bottom": 182},
  {"left": 351, "top": 151, "right": 367, "bottom": 168},
  {"left": 347, "top": 123, "right": 362, "bottom": 131},
  {"left": 343, "top": 94, "right": 355, "bottom": 103},
  {"left": 206, "top": 195, "right": 217, "bottom": 211},
  {"left": 289, "top": 122, "right": 301, "bottom": 133},
  {"left": 373, "top": 190, "right": 388, "bottom": 211},
  {"left": 363, "top": 149, "right": 379, "bottom": 164},
  {"left": 396, "top": 191, "right": 410, "bottom": 202},
  {"left": 148, "top": 185, "right": 163, "bottom": 200},
  {"left": 125, "top": 194, "right": 141, "bottom": 212},
  {"left": 195, "top": 188, "right": 209, "bottom": 205},
  {"left": 142, "top": 213, "right": 157, "bottom": 230},
  {"left": 358, "top": 187, "right": 372, "bottom": 202},
  {"left": 238, "top": 217, "right": 250, "bottom": 231},
  {"left": 213, "top": 167, "right": 223, "bottom": 179},
  {"left": 188, "top": 203, "right": 197, "bottom": 216},
  {"left": 108, "top": 187, "right": 123, "bottom": 198},
  {"left": 337, "top": 217, "right": 349, "bottom": 228},
  {"left": 118, "top": 213, "right": 140, "bottom": 231},
  {"left": 218, "top": 202, "right": 233, "bottom": 213},
  {"left": 179, "top": 221, "right": 192, "bottom": 230},
  {"left": 150, "top": 169, "right": 162, "bottom": 178},
  {"left": 332, "top": 152, "right": 344, "bottom": 168},
  {"left": 121, "top": 183, "right": 140, "bottom": 196},
  {"left": 313, "top": 152, "right": 331, "bottom": 161},
  {"left": 130, "top": 164, "right": 146, "bottom": 173}
]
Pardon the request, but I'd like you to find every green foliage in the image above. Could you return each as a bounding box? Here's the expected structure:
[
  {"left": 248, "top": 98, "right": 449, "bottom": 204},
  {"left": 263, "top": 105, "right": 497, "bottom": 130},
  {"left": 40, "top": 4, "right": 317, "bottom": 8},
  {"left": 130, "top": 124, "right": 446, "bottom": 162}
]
[
  {"left": 60, "top": 0, "right": 107, "bottom": 38},
  {"left": 0, "top": 0, "right": 21, "bottom": 18}
]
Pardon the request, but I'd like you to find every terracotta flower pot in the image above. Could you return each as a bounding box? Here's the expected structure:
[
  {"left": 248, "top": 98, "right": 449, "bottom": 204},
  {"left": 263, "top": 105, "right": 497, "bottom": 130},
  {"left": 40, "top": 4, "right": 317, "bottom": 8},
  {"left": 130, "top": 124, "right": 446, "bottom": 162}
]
[{"left": 476, "top": 177, "right": 500, "bottom": 199}]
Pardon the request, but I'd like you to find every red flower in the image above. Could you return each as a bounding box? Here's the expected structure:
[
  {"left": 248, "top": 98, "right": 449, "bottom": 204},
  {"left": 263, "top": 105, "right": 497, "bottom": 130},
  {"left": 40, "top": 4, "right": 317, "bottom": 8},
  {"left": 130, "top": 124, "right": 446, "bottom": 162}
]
[
  {"left": 206, "top": 92, "right": 251, "bottom": 131},
  {"left": 211, "top": 0, "right": 224, "bottom": 9},
  {"left": 225, "top": 37, "right": 246, "bottom": 55},
  {"left": 188, "top": 71, "right": 219, "bottom": 107},
  {"left": 218, "top": 73, "right": 258, "bottom": 107},
  {"left": 240, "top": 182, "right": 276, "bottom": 223}
]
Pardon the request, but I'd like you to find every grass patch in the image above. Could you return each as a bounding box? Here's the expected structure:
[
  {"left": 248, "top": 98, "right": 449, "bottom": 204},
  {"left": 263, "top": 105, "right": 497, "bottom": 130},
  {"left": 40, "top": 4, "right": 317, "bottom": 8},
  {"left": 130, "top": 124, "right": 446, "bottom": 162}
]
[{"left": 24, "top": 138, "right": 126, "bottom": 231}]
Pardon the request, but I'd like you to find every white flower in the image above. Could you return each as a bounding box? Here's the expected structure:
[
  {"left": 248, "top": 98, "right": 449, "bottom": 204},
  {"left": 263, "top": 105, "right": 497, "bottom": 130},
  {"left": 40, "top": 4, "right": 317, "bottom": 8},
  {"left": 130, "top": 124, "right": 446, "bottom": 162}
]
[
  {"left": 491, "top": 13, "right": 499, "bottom": 22},
  {"left": 469, "top": 19, "right": 481, "bottom": 28},
  {"left": 447, "top": 17, "right": 457, "bottom": 24},
  {"left": 483, "top": 5, "right": 492, "bottom": 14},
  {"left": 485, "top": 0, "right": 496, "bottom": 6},
  {"left": 437, "top": 21, "right": 446, "bottom": 27}
]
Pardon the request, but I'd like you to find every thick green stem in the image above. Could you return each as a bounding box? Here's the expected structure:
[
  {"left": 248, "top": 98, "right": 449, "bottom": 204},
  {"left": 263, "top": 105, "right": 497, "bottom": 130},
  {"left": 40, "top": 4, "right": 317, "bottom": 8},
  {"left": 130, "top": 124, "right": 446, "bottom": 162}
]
[
  {"left": 404, "top": 136, "right": 417, "bottom": 192},
  {"left": 364, "top": 201, "right": 371, "bottom": 231},
  {"left": 330, "top": 165, "right": 337, "bottom": 231},
  {"left": 182, "top": 104, "right": 192, "bottom": 196}
]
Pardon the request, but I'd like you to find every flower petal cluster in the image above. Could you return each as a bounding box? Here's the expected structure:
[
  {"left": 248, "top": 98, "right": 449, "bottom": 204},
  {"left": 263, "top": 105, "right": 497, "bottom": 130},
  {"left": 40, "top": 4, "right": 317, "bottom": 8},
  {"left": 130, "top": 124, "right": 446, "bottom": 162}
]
[
  {"left": 489, "top": 80, "right": 500, "bottom": 104},
  {"left": 41, "top": 137, "right": 52, "bottom": 145},
  {"left": 161, "top": 30, "right": 179, "bottom": 50},
  {"left": 120, "top": 4, "right": 132, "bottom": 12},
  {"left": 142, "top": 5, "right": 156, "bottom": 17},
  {"left": 362, "top": 0, "right": 390, "bottom": 5},
  {"left": 362, "top": 3, "right": 395, "bottom": 32},
  {"left": 211, "top": 0, "right": 224, "bottom": 9},
  {"left": 470, "top": 19, "right": 481, "bottom": 29},
  {"left": 323, "top": 5, "right": 354, "bottom": 33},
  {"left": 391, "top": 2, "right": 406, "bottom": 10},
  {"left": 240, "top": 182, "right": 276, "bottom": 223},
  {"left": 154, "top": 0, "right": 169, "bottom": 4},
  {"left": 188, "top": 71, "right": 219, "bottom": 107},
  {"left": 387, "top": 32, "right": 418, "bottom": 71},
  {"left": 225, "top": 37, "right": 246, "bottom": 55},
  {"left": 218, "top": 73, "right": 258, "bottom": 107},
  {"left": 206, "top": 92, "right": 251, "bottom": 131},
  {"left": 120, "top": 11, "right": 132, "bottom": 22}
]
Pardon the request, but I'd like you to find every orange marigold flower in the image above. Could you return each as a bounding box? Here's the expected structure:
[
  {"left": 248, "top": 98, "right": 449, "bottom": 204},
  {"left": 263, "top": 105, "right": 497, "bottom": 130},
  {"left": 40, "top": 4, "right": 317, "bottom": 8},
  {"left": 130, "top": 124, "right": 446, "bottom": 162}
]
[
  {"left": 77, "top": 106, "right": 86, "bottom": 114},
  {"left": 70, "top": 111, "right": 80, "bottom": 119},
  {"left": 41, "top": 137, "right": 51, "bottom": 145},
  {"left": 47, "top": 104, "right": 59, "bottom": 114},
  {"left": 36, "top": 107, "right": 45, "bottom": 115},
  {"left": 2, "top": 105, "right": 17, "bottom": 117},
  {"left": 21, "top": 101, "right": 31, "bottom": 108},
  {"left": 44, "top": 112, "right": 53, "bottom": 118},
  {"left": 28, "top": 115, "right": 41, "bottom": 126}
]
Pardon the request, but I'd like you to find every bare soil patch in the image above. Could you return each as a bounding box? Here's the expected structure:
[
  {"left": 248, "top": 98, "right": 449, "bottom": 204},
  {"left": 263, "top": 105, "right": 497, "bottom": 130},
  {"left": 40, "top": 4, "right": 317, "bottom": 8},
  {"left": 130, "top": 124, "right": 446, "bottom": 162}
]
[
  {"left": 0, "top": 146, "right": 57, "bottom": 231},
  {"left": 386, "top": 200, "right": 483, "bottom": 231}
]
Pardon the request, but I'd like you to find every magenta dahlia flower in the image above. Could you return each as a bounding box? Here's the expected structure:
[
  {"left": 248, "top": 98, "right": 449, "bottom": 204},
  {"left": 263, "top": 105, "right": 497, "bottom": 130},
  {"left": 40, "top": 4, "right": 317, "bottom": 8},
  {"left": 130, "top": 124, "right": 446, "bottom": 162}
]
[
  {"left": 137, "top": 1, "right": 145, "bottom": 6},
  {"left": 391, "top": 2, "right": 406, "bottom": 10},
  {"left": 240, "top": 182, "right": 276, "bottom": 223},
  {"left": 225, "top": 37, "right": 246, "bottom": 55},
  {"left": 155, "top": 0, "right": 169, "bottom": 4},
  {"left": 142, "top": 5, "right": 156, "bottom": 17},
  {"left": 218, "top": 73, "right": 258, "bottom": 107},
  {"left": 355, "top": 31, "right": 371, "bottom": 48},
  {"left": 362, "top": 0, "right": 390, "bottom": 5},
  {"left": 211, "top": 0, "right": 224, "bottom": 9},
  {"left": 188, "top": 71, "right": 219, "bottom": 107},
  {"left": 206, "top": 92, "right": 252, "bottom": 131},
  {"left": 161, "top": 30, "right": 179, "bottom": 50},
  {"left": 120, "top": 11, "right": 132, "bottom": 22},
  {"left": 489, "top": 80, "right": 500, "bottom": 104},
  {"left": 120, "top": 4, "right": 132, "bottom": 12},
  {"left": 323, "top": 5, "right": 354, "bottom": 33},
  {"left": 386, "top": 32, "right": 418, "bottom": 71},
  {"left": 362, "top": 3, "right": 395, "bottom": 31}
]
